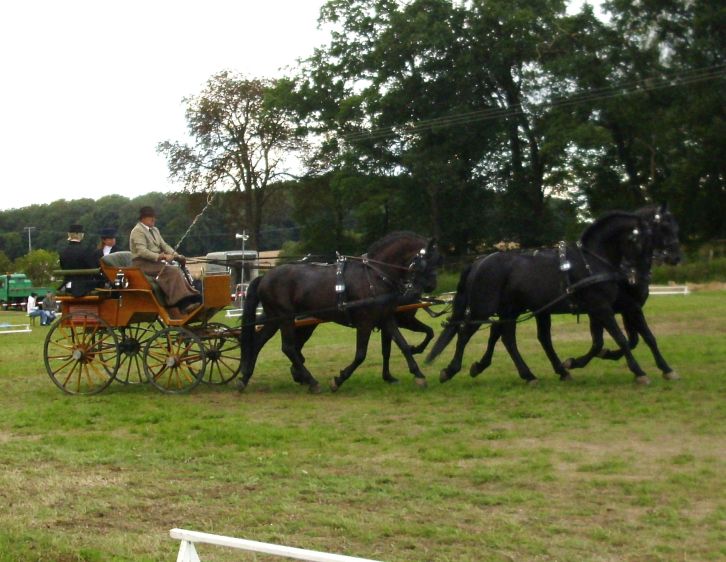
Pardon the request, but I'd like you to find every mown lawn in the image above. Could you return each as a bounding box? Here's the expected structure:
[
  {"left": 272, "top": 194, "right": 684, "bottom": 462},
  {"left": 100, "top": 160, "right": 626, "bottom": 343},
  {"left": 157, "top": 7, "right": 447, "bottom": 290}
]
[{"left": 0, "top": 291, "right": 724, "bottom": 561}]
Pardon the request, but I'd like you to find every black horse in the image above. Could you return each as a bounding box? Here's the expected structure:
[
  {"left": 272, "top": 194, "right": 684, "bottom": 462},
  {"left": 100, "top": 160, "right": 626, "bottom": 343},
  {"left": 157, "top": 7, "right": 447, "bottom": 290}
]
[
  {"left": 426, "top": 212, "right": 654, "bottom": 384},
  {"left": 237, "top": 232, "right": 443, "bottom": 392},
  {"left": 562, "top": 204, "right": 682, "bottom": 379}
]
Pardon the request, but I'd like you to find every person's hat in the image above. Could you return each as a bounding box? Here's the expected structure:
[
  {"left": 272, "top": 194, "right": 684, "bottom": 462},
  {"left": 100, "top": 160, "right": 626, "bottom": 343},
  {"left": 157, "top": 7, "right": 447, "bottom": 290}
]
[
  {"left": 139, "top": 206, "right": 156, "bottom": 219},
  {"left": 68, "top": 224, "right": 84, "bottom": 232},
  {"left": 99, "top": 227, "right": 117, "bottom": 238}
]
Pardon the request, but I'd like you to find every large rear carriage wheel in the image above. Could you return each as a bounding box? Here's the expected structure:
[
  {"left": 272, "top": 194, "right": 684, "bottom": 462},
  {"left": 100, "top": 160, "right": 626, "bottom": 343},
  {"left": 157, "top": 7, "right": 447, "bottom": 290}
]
[
  {"left": 43, "top": 312, "right": 119, "bottom": 395},
  {"left": 143, "top": 326, "right": 206, "bottom": 394}
]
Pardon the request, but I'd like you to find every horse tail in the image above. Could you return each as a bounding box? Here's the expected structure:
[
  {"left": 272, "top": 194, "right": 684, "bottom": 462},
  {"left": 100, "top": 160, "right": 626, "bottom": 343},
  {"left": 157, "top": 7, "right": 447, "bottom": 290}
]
[
  {"left": 240, "top": 275, "right": 262, "bottom": 375},
  {"left": 426, "top": 263, "right": 473, "bottom": 363}
]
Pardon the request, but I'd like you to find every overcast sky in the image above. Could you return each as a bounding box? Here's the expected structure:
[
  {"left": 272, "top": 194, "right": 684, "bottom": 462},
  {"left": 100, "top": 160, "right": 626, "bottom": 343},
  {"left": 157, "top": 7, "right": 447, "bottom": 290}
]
[{"left": 0, "top": 0, "right": 327, "bottom": 211}]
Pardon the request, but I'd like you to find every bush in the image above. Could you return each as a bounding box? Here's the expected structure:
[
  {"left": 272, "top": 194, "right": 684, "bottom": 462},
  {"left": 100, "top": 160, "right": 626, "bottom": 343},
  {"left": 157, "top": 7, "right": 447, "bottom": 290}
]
[{"left": 651, "top": 257, "right": 726, "bottom": 284}]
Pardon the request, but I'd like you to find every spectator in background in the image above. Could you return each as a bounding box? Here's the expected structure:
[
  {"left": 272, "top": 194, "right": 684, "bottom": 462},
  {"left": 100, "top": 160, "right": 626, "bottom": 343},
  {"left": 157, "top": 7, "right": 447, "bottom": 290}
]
[
  {"left": 42, "top": 292, "right": 58, "bottom": 324},
  {"left": 94, "top": 227, "right": 119, "bottom": 262},
  {"left": 27, "top": 292, "right": 50, "bottom": 326}
]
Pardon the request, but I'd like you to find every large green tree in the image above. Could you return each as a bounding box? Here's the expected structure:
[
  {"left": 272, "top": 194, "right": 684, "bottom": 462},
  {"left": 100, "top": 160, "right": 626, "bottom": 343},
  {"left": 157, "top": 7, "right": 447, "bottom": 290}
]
[{"left": 158, "top": 72, "right": 303, "bottom": 249}]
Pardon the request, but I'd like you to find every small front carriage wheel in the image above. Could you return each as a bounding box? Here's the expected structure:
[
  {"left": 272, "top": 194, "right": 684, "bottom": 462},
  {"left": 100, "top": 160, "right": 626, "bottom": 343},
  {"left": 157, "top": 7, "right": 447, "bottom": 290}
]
[
  {"left": 43, "top": 312, "right": 119, "bottom": 395},
  {"left": 143, "top": 326, "right": 206, "bottom": 394},
  {"left": 114, "top": 320, "right": 164, "bottom": 384},
  {"left": 197, "top": 322, "right": 241, "bottom": 384}
]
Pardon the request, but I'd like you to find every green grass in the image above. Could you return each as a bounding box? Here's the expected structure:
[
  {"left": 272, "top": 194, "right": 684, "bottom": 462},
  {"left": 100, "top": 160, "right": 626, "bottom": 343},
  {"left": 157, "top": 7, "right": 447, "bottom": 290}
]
[{"left": 0, "top": 292, "right": 725, "bottom": 561}]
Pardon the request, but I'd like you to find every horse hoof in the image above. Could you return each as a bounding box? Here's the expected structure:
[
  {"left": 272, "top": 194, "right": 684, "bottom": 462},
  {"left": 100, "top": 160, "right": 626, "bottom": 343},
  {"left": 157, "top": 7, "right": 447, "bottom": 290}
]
[
  {"left": 309, "top": 383, "right": 322, "bottom": 394},
  {"left": 561, "top": 358, "right": 573, "bottom": 370},
  {"left": 415, "top": 377, "right": 428, "bottom": 389},
  {"left": 526, "top": 378, "right": 539, "bottom": 386},
  {"left": 439, "top": 370, "right": 451, "bottom": 383},
  {"left": 469, "top": 363, "right": 481, "bottom": 377},
  {"left": 235, "top": 380, "right": 246, "bottom": 393},
  {"left": 383, "top": 376, "right": 399, "bottom": 384},
  {"left": 663, "top": 370, "right": 681, "bottom": 381},
  {"left": 560, "top": 373, "right": 573, "bottom": 382},
  {"left": 329, "top": 378, "right": 339, "bottom": 392},
  {"left": 635, "top": 375, "right": 651, "bottom": 386}
]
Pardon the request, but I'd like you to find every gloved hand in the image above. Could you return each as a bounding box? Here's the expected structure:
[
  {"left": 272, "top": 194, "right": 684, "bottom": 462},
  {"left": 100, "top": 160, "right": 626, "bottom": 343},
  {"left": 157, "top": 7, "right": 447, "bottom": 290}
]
[{"left": 175, "top": 255, "right": 187, "bottom": 267}]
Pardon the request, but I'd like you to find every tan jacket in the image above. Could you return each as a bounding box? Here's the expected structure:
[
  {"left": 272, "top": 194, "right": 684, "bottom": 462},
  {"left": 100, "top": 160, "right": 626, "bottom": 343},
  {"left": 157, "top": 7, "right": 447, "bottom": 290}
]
[{"left": 129, "top": 222, "right": 176, "bottom": 262}]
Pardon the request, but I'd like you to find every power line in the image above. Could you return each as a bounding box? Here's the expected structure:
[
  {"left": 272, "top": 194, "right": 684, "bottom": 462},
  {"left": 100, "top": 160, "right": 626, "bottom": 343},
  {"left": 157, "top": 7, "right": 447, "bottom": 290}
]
[{"left": 342, "top": 64, "right": 726, "bottom": 143}]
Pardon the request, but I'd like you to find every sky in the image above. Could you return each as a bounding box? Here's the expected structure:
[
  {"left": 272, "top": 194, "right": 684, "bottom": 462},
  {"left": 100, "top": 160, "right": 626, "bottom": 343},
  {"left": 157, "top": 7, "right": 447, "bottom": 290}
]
[{"left": 0, "top": 0, "right": 327, "bottom": 211}]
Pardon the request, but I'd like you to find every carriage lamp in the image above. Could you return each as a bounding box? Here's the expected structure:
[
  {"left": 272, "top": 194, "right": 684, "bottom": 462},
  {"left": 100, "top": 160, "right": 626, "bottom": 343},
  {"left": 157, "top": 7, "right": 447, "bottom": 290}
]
[{"left": 113, "top": 269, "right": 129, "bottom": 289}]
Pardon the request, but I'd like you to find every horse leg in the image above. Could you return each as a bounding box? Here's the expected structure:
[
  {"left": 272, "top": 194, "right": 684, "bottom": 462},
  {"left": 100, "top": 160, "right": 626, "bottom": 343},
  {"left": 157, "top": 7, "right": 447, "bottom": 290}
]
[
  {"left": 381, "top": 317, "right": 430, "bottom": 387},
  {"left": 535, "top": 314, "right": 572, "bottom": 381},
  {"left": 594, "top": 309, "right": 650, "bottom": 384},
  {"left": 599, "top": 313, "right": 638, "bottom": 360},
  {"left": 238, "top": 321, "right": 279, "bottom": 390},
  {"left": 292, "top": 325, "right": 317, "bottom": 384},
  {"left": 470, "top": 323, "right": 501, "bottom": 377},
  {"left": 382, "top": 315, "right": 434, "bottom": 384},
  {"left": 562, "top": 317, "right": 605, "bottom": 370},
  {"left": 330, "top": 327, "right": 372, "bottom": 392},
  {"left": 440, "top": 323, "right": 480, "bottom": 383},
  {"left": 380, "top": 328, "right": 397, "bottom": 384},
  {"left": 500, "top": 321, "right": 538, "bottom": 383},
  {"left": 401, "top": 316, "right": 434, "bottom": 355},
  {"left": 279, "top": 322, "right": 320, "bottom": 393},
  {"left": 621, "top": 308, "right": 679, "bottom": 380}
]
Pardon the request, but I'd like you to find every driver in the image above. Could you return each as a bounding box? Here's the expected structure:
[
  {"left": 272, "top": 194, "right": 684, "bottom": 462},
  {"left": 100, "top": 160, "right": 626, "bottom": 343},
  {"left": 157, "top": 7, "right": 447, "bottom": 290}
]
[{"left": 129, "top": 206, "right": 201, "bottom": 314}]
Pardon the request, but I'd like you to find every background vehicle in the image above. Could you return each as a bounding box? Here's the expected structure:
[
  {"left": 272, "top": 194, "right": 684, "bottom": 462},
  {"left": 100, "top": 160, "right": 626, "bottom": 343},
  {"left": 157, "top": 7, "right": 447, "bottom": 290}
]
[{"left": 0, "top": 273, "right": 53, "bottom": 310}]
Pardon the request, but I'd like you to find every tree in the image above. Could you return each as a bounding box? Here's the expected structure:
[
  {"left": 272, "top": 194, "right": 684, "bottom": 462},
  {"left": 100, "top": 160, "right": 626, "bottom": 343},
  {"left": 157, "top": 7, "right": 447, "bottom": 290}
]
[
  {"left": 0, "top": 251, "right": 12, "bottom": 274},
  {"left": 158, "top": 72, "right": 302, "bottom": 249},
  {"left": 14, "top": 249, "right": 59, "bottom": 286}
]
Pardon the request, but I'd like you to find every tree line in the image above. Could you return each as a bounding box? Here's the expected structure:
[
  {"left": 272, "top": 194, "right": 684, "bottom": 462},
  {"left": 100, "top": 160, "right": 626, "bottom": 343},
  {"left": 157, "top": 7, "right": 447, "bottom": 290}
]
[{"left": 2, "top": 0, "right": 724, "bottom": 281}]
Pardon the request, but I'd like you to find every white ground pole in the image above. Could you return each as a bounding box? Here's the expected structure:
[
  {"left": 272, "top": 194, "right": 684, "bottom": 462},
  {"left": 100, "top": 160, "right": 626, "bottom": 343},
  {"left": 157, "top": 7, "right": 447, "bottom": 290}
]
[{"left": 170, "top": 528, "right": 382, "bottom": 562}]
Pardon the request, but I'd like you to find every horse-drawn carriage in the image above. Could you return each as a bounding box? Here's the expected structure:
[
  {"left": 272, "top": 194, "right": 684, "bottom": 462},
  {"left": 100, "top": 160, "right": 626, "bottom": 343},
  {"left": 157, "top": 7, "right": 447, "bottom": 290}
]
[{"left": 44, "top": 252, "right": 241, "bottom": 395}]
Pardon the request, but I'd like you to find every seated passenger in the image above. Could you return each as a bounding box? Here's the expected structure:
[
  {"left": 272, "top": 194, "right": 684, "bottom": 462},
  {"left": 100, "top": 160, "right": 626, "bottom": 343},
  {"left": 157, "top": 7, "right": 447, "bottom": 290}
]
[
  {"left": 27, "top": 292, "right": 50, "bottom": 326},
  {"left": 129, "top": 206, "right": 200, "bottom": 314},
  {"left": 59, "top": 224, "right": 100, "bottom": 297},
  {"left": 94, "top": 227, "right": 120, "bottom": 262}
]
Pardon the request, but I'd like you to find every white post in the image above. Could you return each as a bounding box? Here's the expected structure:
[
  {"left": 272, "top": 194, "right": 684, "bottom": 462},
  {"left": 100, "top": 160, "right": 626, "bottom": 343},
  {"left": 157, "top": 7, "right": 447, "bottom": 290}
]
[{"left": 176, "top": 539, "right": 200, "bottom": 562}]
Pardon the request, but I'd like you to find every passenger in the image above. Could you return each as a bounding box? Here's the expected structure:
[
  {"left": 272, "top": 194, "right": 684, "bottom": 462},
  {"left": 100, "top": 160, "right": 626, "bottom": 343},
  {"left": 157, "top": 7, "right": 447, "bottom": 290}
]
[
  {"left": 94, "top": 227, "right": 119, "bottom": 262},
  {"left": 59, "top": 224, "right": 100, "bottom": 297},
  {"left": 129, "top": 206, "right": 200, "bottom": 314},
  {"left": 27, "top": 292, "right": 50, "bottom": 326}
]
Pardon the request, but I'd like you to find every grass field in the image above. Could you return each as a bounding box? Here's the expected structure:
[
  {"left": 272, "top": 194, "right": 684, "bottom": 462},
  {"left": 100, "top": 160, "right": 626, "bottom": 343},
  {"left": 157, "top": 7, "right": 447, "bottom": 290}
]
[{"left": 0, "top": 291, "right": 724, "bottom": 561}]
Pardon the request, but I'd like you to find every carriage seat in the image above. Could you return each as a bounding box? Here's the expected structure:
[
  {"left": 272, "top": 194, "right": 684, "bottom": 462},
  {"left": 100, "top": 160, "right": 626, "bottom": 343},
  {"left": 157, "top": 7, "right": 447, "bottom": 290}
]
[{"left": 101, "top": 251, "right": 167, "bottom": 305}]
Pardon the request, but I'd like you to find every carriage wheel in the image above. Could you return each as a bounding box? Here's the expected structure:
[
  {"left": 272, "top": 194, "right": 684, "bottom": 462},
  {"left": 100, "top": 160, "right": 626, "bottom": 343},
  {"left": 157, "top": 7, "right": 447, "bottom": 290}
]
[
  {"left": 143, "top": 326, "right": 206, "bottom": 394},
  {"left": 43, "top": 312, "right": 120, "bottom": 395},
  {"left": 114, "top": 321, "right": 164, "bottom": 384},
  {"left": 198, "top": 322, "right": 241, "bottom": 385}
]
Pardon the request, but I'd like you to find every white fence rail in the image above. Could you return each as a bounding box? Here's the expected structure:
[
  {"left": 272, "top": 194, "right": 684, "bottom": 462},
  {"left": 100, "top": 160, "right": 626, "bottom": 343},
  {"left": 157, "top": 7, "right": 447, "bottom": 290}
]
[
  {"left": 171, "top": 529, "right": 381, "bottom": 562},
  {"left": 0, "top": 323, "right": 31, "bottom": 334},
  {"left": 649, "top": 284, "right": 690, "bottom": 296}
]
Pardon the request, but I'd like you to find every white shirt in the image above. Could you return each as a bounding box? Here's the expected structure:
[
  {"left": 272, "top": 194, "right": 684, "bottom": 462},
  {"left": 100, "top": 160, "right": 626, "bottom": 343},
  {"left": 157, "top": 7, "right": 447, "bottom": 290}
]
[{"left": 26, "top": 295, "right": 37, "bottom": 314}]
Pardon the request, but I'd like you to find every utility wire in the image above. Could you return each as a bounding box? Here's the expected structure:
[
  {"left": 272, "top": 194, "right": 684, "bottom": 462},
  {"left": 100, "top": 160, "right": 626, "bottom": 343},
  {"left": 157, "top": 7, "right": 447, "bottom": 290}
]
[{"left": 342, "top": 64, "right": 726, "bottom": 143}]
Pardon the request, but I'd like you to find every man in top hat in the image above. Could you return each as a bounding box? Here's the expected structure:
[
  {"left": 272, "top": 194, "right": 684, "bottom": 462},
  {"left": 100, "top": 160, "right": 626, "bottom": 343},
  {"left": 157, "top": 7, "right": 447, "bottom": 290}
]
[
  {"left": 129, "top": 206, "right": 200, "bottom": 314},
  {"left": 94, "top": 227, "right": 119, "bottom": 262},
  {"left": 59, "top": 224, "right": 99, "bottom": 296}
]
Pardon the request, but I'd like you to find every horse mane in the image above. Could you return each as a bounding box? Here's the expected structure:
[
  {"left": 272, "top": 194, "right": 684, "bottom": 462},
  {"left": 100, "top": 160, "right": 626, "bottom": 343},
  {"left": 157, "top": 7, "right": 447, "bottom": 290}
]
[
  {"left": 579, "top": 211, "right": 638, "bottom": 245},
  {"left": 366, "top": 231, "right": 424, "bottom": 255}
]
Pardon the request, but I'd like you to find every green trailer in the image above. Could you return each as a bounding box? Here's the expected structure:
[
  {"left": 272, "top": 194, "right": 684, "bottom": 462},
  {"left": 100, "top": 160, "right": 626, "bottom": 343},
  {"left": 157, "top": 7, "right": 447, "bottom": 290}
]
[{"left": 0, "top": 273, "right": 53, "bottom": 310}]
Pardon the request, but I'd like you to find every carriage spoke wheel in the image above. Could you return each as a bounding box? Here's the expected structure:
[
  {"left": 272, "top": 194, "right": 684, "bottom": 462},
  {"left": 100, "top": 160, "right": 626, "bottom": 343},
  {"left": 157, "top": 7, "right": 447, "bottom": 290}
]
[
  {"left": 114, "top": 321, "right": 164, "bottom": 384},
  {"left": 43, "top": 312, "right": 119, "bottom": 395},
  {"left": 143, "top": 326, "right": 206, "bottom": 394},
  {"left": 197, "top": 322, "right": 241, "bottom": 385}
]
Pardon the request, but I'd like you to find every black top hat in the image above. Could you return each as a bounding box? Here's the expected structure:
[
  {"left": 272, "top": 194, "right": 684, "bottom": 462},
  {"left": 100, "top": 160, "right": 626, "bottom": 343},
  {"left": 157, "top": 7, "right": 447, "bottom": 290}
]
[
  {"left": 99, "top": 227, "right": 117, "bottom": 238},
  {"left": 68, "top": 224, "right": 84, "bottom": 232},
  {"left": 139, "top": 206, "right": 156, "bottom": 219}
]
